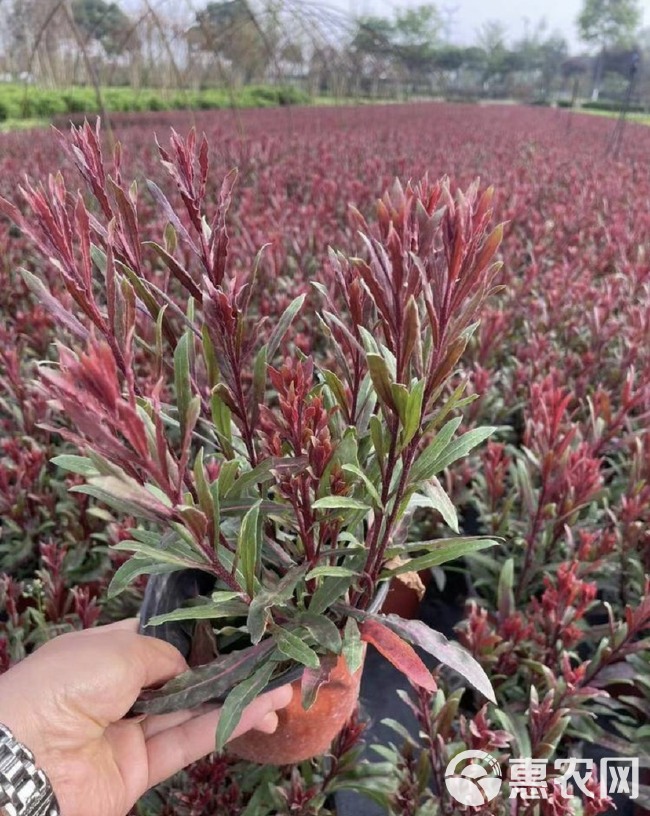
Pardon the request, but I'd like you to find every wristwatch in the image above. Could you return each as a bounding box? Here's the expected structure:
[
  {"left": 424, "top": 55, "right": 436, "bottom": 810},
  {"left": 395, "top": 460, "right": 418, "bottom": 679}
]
[{"left": 0, "top": 724, "right": 59, "bottom": 816}]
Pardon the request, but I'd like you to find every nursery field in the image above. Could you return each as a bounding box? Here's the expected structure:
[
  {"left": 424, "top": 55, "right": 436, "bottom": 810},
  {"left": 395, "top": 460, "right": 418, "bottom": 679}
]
[{"left": 0, "top": 103, "right": 649, "bottom": 816}]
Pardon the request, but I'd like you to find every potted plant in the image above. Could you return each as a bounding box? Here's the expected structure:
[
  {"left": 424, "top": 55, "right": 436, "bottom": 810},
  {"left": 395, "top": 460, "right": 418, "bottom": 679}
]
[{"left": 1, "top": 122, "right": 503, "bottom": 764}]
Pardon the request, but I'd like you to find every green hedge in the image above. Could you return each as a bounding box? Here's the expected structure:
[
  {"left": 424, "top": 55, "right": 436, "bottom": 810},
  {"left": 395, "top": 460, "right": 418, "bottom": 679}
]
[
  {"left": 582, "top": 99, "right": 647, "bottom": 113},
  {"left": 556, "top": 98, "right": 647, "bottom": 113},
  {"left": 0, "top": 84, "right": 311, "bottom": 121}
]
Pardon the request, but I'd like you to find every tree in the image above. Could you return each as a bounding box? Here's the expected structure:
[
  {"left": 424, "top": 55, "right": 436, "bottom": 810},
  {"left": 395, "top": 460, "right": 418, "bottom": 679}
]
[
  {"left": 577, "top": 0, "right": 642, "bottom": 47},
  {"left": 192, "top": 0, "right": 275, "bottom": 84},
  {"left": 352, "top": 15, "right": 394, "bottom": 57},
  {"left": 577, "top": 0, "right": 641, "bottom": 99},
  {"left": 512, "top": 20, "right": 569, "bottom": 99},
  {"left": 350, "top": 5, "right": 443, "bottom": 95},
  {"left": 393, "top": 4, "right": 442, "bottom": 48},
  {"left": 71, "top": 0, "right": 131, "bottom": 55},
  {"left": 476, "top": 20, "right": 509, "bottom": 92},
  {"left": 393, "top": 4, "right": 443, "bottom": 91}
]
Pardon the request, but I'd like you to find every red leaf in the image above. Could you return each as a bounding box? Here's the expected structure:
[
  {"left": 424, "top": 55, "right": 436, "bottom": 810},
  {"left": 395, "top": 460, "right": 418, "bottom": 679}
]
[{"left": 359, "top": 619, "right": 436, "bottom": 692}]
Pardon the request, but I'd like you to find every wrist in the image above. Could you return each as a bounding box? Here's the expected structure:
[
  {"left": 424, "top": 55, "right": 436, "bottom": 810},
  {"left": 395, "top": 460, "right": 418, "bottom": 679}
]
[
  {"left": 0, "top": 723, "right": 60, "bottom": 816},
  {"left": 0, "top": 674, "right": 42, "bottom": 767}
]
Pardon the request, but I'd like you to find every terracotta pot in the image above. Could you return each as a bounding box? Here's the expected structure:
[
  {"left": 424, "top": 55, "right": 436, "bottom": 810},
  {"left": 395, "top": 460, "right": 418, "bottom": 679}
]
[
  {"left": 381, "top": 569, "right": 433, "bottom": 619},
  {"left": 227, "top": 651, "right": 364, "bottom": 765}
]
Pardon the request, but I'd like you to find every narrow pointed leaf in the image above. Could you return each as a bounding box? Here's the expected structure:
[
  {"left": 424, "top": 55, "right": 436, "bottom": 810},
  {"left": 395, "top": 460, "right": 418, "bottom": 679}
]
[
  {"left": 367, "top": 353, "right": 396, "bottom": 411},
  {"left": 379, "top": 615, "right": 495, "bottom": 703},
  {"left": 266, "top": 294, "right": 306, "bottom": 360},
  {"left": 381, "top": 538, "right": 498, "bottom": 575},
  {"left": 132, "top": 639, "right": 275, "bottom": 714},
  {"left": 301, "top": 653, "right": 337, "bottom": 710},
  {"left": 342, "top": 464, "right": 382, "bottom": 506},
  {"left": 359, "top": 619, "right": 436, "bottom": 692},
  {"left": 305, "top": 566, "right": 357, "bottom": 580},
  {"left": 297, "top": 612, "right": 342, "bottom": 654},
  {"left": 51, "top": 455, "right": 99, "bottom": 477},
  {"left": 215, "top": 659, "right": 276, "bottom": 750},
  {"left": 312, "top": 496, "right": 371, "bottom": 512},
  {"left": 237, "top": 501, "right": 262, "bottom": 596},
  {"left": 432, "top": 426, "right": 496, "bottom": 474},
  {"left": 342, "top": 617, "right": 364, "bottom": 674},
  {"left": 174, "top": 331, "right": 192, "bottom": 442},
  {"left": 145, "top": 599, "right": 248, "bottom": 627},
  {"left": 411, "top": 417, "right": 463, "bottom": 483},
  {"left": 309, "top": 573, "right": 356, "bottom": 616},
  {"left": 275, "top": 627, "right": 320, "bottom": 669},
  {"left": 107, "top": 559, "right": 179, "bottom": 599}
]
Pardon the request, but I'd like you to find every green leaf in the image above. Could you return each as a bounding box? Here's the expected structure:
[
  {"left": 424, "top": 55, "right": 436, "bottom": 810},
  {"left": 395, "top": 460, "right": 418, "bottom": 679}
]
[
  {"left": 426, "top": 380, "right": 470, "bottom": 432},
  {"left": 202, "top": 325, "right": 219, "bottom": 388},
  {"left": 237, "top": 501, "right": 262, "bottom": 597},
  {"left": 390, "top": 383, "right": 409, "bottom": 424},
  {"left": 246, "top": 599, "right": 270, "bottom": 646},
  {"left": 246, "top": 565, "right": 308, "bottom": 644},
  {"left": 305, "top": 566, "right": 357, "bottom": 580},
  {"left": 498, "top": 558, "right": 515, "bottom": 619},
  {"left": 367, "top": 353, "right": 395, "bottom": 411},
  {"left": 402, "top": 379, "right": 425, "bottom": 447},
  {"left": 217, "top": 460, "right": 239, "bottom": 497},
  {"left": 298, "top": 613, "right": 342, "bottom": 654},
  {"left": 312, "top": 496, "right": 371, "bottom": 512},
  {"left": 369, "top": 415, "right": 386, "bottom": 460},
  {"left": 111, "top": 539, "right": 204, "bottom": 568},
  {"left": 51, "top": 455, "right": 99, "bottom": 477},
  {"left": 145, "top": 599, "right": 248, "bottom": 627},
  {"left": 323, "top": 369, "right": 348, "bottom": 412},
  {"left": 432, "top": 426, "right": 496, "bottom": 473},
  {"left": 107, "top": 559, "right": 179, "bottom": 599},
  {"left": 493, "top": 709, "right": 531, "bottom": 758},
  {"left": 342, "top": 464, "right": 382, "bottom": 507},
  {"left": 357, "top": 325, "right": 380, "bottom": 355},
  {"left": 193, "top": 449, "right": 214, "bottom": 528},
  {"left": 381, "top": 538, "right": 498, "bottom": 575},
  {"left": 275, "top": 627, "right": 320, "bottom": 669},
  {"left": 211, "top": 389, "right": 233, "bottom": 457},
  {"left": 410, "top": 417, "right": 463, "bottom": 483},
  {"left": 309, "top": 573, "right": 356, "bottom": 616},
  {"left": 215, "top": 660, "right": 276, "bottom": 750},
  {"left": 266, "top": 294, "right": 306, "bottom": 360},
  {"left": 133, "top": 639, "right": 276, "bottom": 715},
  {"left": 342, "top": 618, "right": 364, "bottom": 673},
  {"left": 225, "top": 457, "right": 303, "bottom": 500},
  {"left": 71, "top": 476, "right": 173, "bottom": 523},
  {"left": 252, "top": 345, "right": 267, "bottom": 419},
  {"left": 174, "top": 331, "right": 192, "bottom": 442},
  {"left": 407, "top": 477, "right": 459, "bottom": 533},
  {"left": 301, "top": 654, "right": 337, "bottom": 710}
]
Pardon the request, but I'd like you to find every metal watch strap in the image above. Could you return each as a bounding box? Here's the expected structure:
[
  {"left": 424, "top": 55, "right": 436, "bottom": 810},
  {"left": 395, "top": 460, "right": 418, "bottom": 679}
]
[{"left": 0, "top": 724, "right": 59, "bottom": 816}]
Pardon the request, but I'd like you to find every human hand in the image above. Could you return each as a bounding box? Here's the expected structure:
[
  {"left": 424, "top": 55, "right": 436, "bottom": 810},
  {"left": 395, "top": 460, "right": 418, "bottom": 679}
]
[{"left": 0, "top": 620, "right": 293, "bottom": 816}]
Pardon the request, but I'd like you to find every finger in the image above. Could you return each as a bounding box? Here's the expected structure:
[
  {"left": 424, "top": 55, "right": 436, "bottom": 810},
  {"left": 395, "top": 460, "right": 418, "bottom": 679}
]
[
  {"left": 140, "top": 705, "right": 217, "bottom": 739},
  {"left": 127, "top": 633, "right": 189, "bottom": 691},
  {"left": 255, "top": 712, "right": 278, "bottom": 734},
  {"left": 145, "top": 684, "right": 293, "bottom": 787},
  {"left": 74, "top": 619, "right": 140, "bottom": 636},
  {"left": 99, "top": 618, "right": 140, "bottom": 633}
]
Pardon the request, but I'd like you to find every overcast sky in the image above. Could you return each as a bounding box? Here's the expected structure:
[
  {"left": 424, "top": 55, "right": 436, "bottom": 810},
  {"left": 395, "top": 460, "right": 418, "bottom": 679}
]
[
  {"left": 323, "top": 0, "right": 649, "bottom": 48},
  {"left": 139, "top": 0, "right": 649, "bottom": 51}
]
